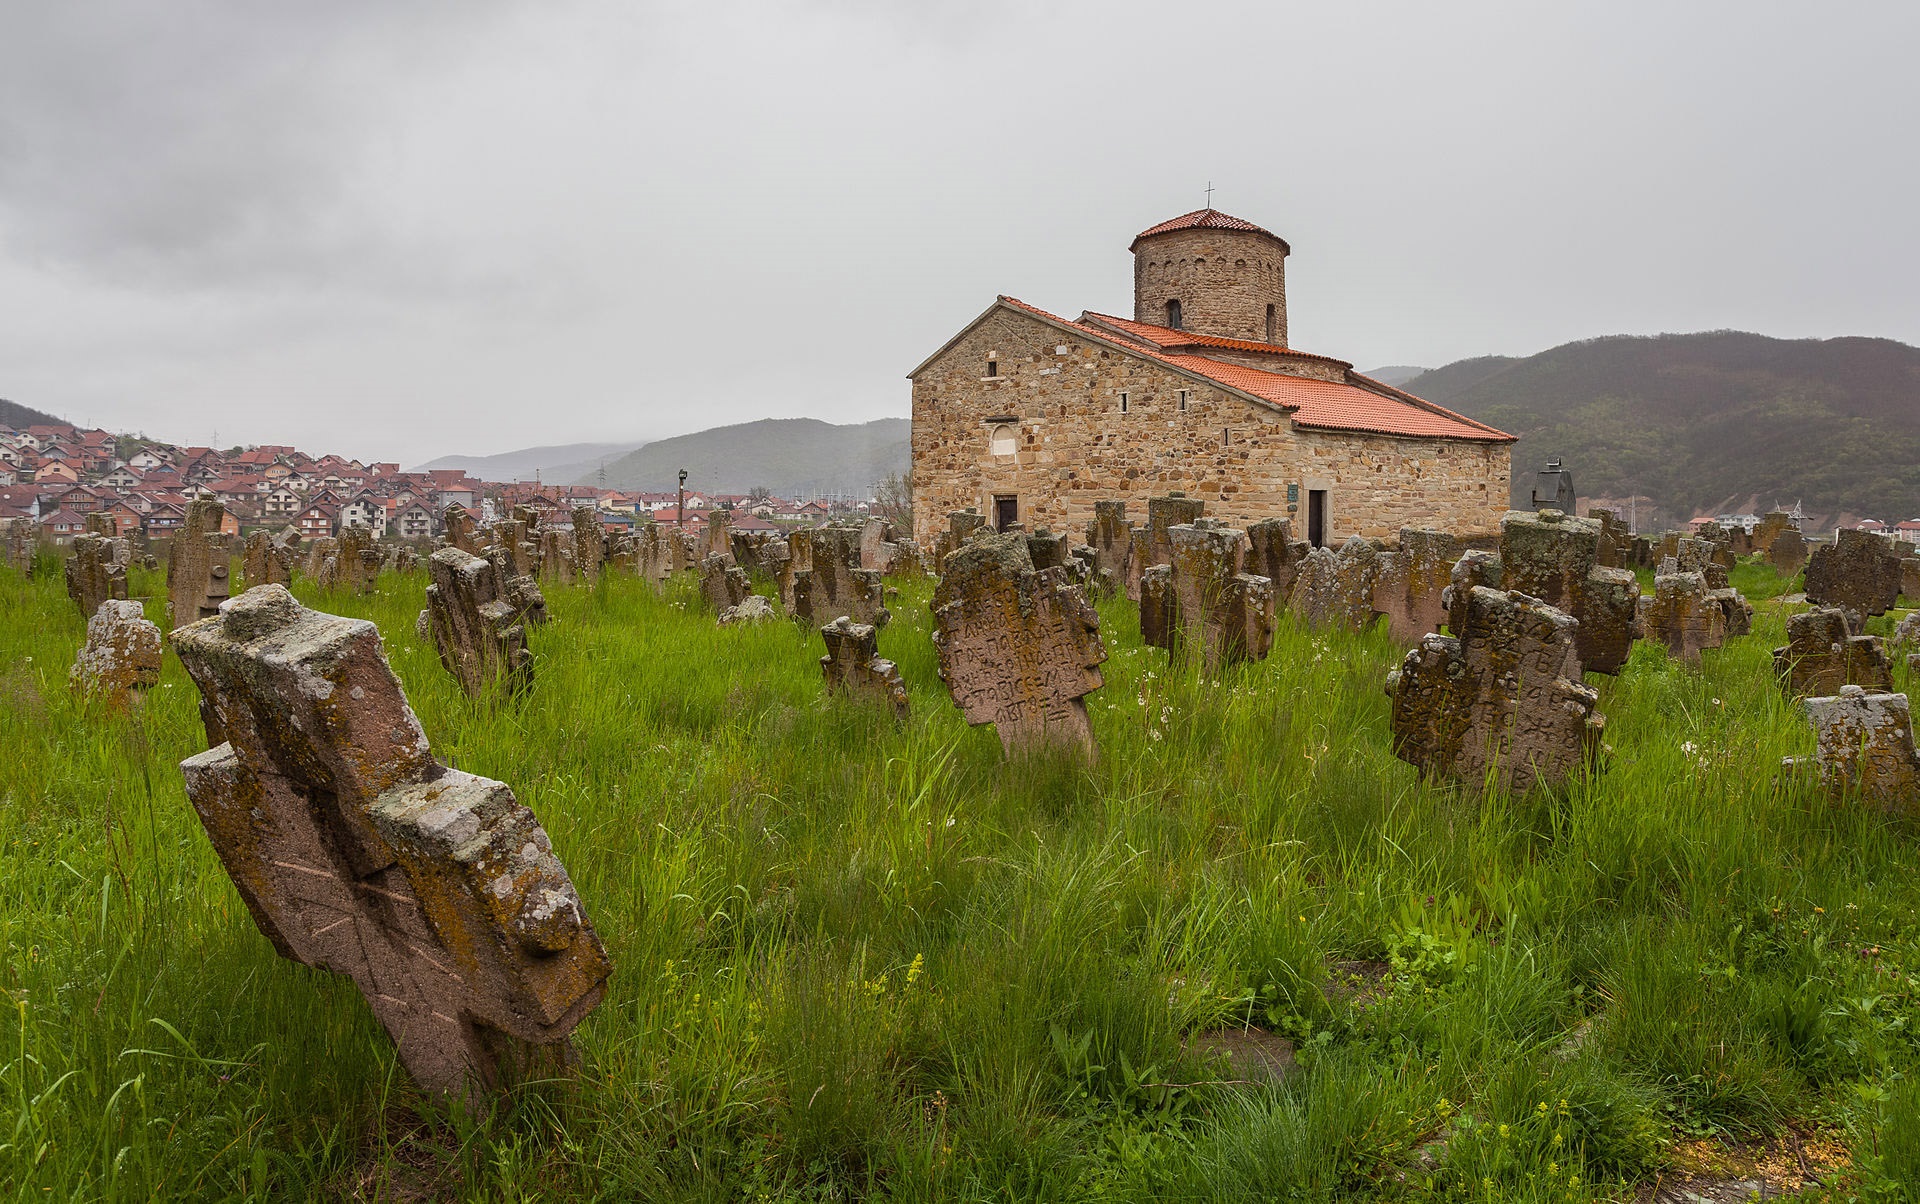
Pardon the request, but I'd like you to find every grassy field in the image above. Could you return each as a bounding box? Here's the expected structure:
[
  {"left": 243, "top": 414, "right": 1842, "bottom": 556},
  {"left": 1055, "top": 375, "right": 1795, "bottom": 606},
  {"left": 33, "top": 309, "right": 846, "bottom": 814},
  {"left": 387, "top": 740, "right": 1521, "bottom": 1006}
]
[{"left": 2, "top": 553, "right": 1919, "bottom": 1201}]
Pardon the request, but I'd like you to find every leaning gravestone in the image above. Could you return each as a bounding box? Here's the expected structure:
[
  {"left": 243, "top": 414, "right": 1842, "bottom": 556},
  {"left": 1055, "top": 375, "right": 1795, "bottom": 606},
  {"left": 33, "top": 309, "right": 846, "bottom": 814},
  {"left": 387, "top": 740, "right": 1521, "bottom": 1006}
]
[
  {"left": 1245, "top": 518, "right": 1308, "bottom": 604},
  {"left": 1638, "top": 571, "right": 1725, "bottom": 667},
  {"left": 1498, "top": 509, "right": 1640, "bottom": 674},
  {"left": 326, "top": 525, "right": 380, "bottom": 595},
  {"left": 241, "top": 529, "right": 293, "bottom": 589},
  {"left": 931, "top": 531, "right": 1106, "bottom": 757},
  {"left": 1287, "top": 536, "right": 1383, "bottom": 633},
  {"left": 1139, "top": 519, "right": 1273, "bottom": 668},
  {"left": 1143, "top": 492, "right": 1206, "bottom": 570},
  {"left": 936, "top": 508, "right": 989, "bottom": 569},
  {"left": 70, "top": 599, "right": 162, "bottom": 707},
  {"left": 65, "top": 532, "right": 129, "bottom": 621},
  {"left": 802, "top": 526, "right": 888, "bottom": 628},
  {"left": 859, "top": 517, "right": 899, "bottom": 574},
  {"left": 1773, "top": 608, "right": 1893, "bottom": 698},
  {"left": 1371, "top": 528, "right": 1460, "bottom": 645},
  {"left": 1386, "top": 585, "right": 1605, "bottom": 793},
  {"left": 175, "top": 586, "right": 611, "bottom": 1098},
  {"left": 423, "top": 547, "right": 538, "bottom": 697},
  {"left": 442, "top": 505, "right": 484, "bottom": 555},
  {"left": 1805, "top": 529, "right": 1906, "bottom": 616},
  {"left": 1792, "top": 686, "right": 1920, "bottom": 812},
  {"left": 167, "top": 498, "right": 232, "bottom": 633},
  {"left": 700, "top": 553, "right": 751, "bottom": 615},
  {"left": 1085, "top": 500, "right": 1139, "bottom": 600},
  {"left": 820, "top": 616, "right": 909, "bottom": 718}
]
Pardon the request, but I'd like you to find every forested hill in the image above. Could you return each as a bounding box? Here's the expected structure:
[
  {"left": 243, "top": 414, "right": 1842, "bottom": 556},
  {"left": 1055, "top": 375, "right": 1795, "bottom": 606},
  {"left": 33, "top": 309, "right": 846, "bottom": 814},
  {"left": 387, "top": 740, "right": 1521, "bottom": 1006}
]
[
  {"left": 583, "top": 417, "right": 909, "bottom": 497},
  {"left": 0, "top": 397, "right": 65, "bottom": 430},
  {"left": 1405, "top": 331, "right": 1920, "bottom": 523}
]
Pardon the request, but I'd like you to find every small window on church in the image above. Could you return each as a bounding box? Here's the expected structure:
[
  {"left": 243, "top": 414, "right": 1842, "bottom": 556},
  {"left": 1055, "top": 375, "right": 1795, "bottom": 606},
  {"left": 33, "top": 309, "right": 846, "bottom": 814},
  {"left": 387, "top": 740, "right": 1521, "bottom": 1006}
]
[
  {"left": 1265, "top": 305, "right": 1276, "bottom": 343},
  {"left": 1166, "top": 299, "right": 1182, "bottom": 330},
  {"left": 989, "top": 424, "right": 1016, "bottom": 456},
  {"left": 986, "top": 358, "right": 998, "bottom": 378},
  {"left": 1119, "top": 393, "right": 1129, "bottom": 414},
  {"left": 1178, "top": 390, "right": 1189, "bottom": 412}
]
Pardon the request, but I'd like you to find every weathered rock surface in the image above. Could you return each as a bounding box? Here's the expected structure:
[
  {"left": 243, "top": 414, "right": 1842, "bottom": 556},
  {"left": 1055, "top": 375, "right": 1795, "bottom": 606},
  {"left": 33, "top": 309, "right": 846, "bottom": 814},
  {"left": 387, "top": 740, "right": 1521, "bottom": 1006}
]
[
  {"left": 1086, "top": 500, "right": 1139, "bottom": 600},
  {"left": 1794, "top": 686, "right": 1920, "bottom": 811},
  {"left": 570, "top": 507, "right": 605, "bottom": 583},
  {"left": 792, "top": 527, "right": 888, "bottom": 628},
  {"left": 1773, "top": 607, "right": 1893, "bottom": 697},
  {"left": 820, "top": 617, "right": 909, "bottom": 718},
  {"left": 931, "top": 532, "right": 1106, "bottom": 757},
  {"left": 1287, "top": 536, "right": 1383, "bottom": 632},
  {"left": 1139, "top": 520, "right": 1273, "bottom": 668},
  {"left": 700, "top": 553, "right": 751, "bottom": 615},
  {"left": 1498, "top": 509, "right": 1640, "bottom": 674},
  {"left": 174, "top": 585, "right": 611, "bottom": 1098},
  {"left": 718, "top": 594, "right": 777, "bottom": 625},
  {"left": 935, "top": 508, "right": 988, "bottom": 570},
  {"left": 65, "top": 533, "right": 129, "bottom": 621},
  {"left": 1805, "top": 529, "right": 1906, "bottom": 616},
  {"left": 1, "top": 517, "right": 34, "bottom": 570},
  {"left": 1371, "top": 529, "right": 1459, "bottom": 644},
  {"left": 1143, "top": 492, "right": 1206, "bottom": 570},
  {"left": 1387, "top": 586, "right": 1604, "bottom": 793},
  {"left": 424, "top": 547, "right": 538, "bottom": 697},
  {"left": 70, "top": 599, "right": 162, "bottom": 705},
  {"left": 1638, "top": 571, "right": 1725, "bottom": 667}
]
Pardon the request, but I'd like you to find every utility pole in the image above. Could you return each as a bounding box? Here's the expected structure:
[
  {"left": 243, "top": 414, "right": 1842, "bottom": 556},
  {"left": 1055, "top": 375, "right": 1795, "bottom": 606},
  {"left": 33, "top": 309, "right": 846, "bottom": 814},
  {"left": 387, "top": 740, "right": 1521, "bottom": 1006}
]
[{"left": 677, "top": 468, "right": 687, "bottom": 529}]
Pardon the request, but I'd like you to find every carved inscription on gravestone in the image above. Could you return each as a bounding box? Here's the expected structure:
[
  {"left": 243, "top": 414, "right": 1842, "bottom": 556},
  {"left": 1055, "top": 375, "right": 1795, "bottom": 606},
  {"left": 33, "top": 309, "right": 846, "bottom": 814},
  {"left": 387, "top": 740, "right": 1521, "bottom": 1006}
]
[
  {"left": 931, "top": 532, "right": 1106, "bottom": 757},
  {"left": 175, "top": 586, "right": 611, "bottom": 1098}
]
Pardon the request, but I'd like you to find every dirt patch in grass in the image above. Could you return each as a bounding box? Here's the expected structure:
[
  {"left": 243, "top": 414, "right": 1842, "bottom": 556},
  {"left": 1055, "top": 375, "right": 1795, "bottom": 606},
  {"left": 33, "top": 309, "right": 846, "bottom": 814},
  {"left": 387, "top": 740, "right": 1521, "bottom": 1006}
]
[
  {"left": 1187, "top": 1026, "right": 1297, "bottom": 1085},
  {"left": 1635, "top": 1125, "right": 1851, "bottom": 1202}
]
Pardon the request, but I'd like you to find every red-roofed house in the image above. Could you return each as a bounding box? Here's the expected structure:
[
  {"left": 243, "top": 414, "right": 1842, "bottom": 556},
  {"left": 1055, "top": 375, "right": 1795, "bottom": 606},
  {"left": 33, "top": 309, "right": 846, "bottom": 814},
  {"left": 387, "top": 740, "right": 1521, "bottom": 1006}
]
[{"left": 908, "top": 207, "right": 1513, "bottom": 548}]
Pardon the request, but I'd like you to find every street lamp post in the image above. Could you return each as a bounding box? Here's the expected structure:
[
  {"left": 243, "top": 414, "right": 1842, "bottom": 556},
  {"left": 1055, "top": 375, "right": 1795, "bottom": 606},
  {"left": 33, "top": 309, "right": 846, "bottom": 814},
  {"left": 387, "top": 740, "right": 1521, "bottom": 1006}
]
[{"left": 677, "top": 469, "right": 688, "bottom": 530}]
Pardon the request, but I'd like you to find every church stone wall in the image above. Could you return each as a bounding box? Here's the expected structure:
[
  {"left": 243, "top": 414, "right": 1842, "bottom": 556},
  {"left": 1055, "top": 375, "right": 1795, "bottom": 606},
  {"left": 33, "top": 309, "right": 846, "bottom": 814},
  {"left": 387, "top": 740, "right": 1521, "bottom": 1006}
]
[
  {"left": 910, "top": 308, "right": 1510, "bottom": 549},
  {"left": 1133, "top": 227, "right": 1288, "bottom": 345}
]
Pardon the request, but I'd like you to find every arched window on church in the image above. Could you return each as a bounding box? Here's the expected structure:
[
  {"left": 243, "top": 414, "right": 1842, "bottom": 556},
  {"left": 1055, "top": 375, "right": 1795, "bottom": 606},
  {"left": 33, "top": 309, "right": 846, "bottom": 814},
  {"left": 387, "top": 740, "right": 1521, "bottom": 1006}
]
[
  {"left": 989, "top": 424, "right": 1017, "bottom": 456},
  {"left": 1166, "top": 299, "right": 1183, "bottom": 330}
]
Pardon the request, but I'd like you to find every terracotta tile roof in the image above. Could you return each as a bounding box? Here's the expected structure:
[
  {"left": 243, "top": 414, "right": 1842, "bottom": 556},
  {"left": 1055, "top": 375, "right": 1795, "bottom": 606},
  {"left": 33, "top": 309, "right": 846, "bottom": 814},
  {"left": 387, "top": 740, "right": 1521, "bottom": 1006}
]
[
  {"left": 996, "top": 296, "right": 1511, "bottom": 444},
  {"left": 1130, "top": 208, "right": 1289, "bottom": 252},
  {"left": 1078, "top": 312, "right": 1351, "bottom": 367}
]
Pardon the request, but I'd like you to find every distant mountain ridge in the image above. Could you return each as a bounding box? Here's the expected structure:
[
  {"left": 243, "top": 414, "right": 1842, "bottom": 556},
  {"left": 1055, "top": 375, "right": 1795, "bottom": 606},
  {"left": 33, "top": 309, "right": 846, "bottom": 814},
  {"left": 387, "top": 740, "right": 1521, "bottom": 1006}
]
[
  {"left": 1405, "top": 331, "right": 1920, "bottom": 526},
  {"left": 0, "top": 397, "right": 66, "bottom": 430},
  {"left": 584, "top": 417, "right": 908, "bottom": 497},
  {"left": 412, "top": 440, "right": 647, "bottom": 483}
]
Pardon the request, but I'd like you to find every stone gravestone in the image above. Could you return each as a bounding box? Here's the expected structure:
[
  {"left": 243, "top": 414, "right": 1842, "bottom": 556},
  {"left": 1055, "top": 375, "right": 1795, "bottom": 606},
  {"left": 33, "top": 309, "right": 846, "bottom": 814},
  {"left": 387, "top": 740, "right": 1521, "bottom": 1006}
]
[
  {"left": 70, "top": 599, "right": 162, "bottom": 707},
  {"left": 175, "top": 586, "right": 611, "bottom": 1098},
  {"left": 1498, "top": 509, "right": 1640, "bottom": 674},
  {"left": 167, "top": 498, "right": 233, "bottom": 633},
  {"left": 1245, "top": 518, "right": 1308, "bottom": 606},
  {"left": 936, "top": 508, "right": 988, "bottom": 569},
  {"left": 1589, "top": 508, "right": 1632, "bottom": 569},
  {"left": 423, "top": 547, "right": 538, "bottom": 697},
  {"left": 332, "top": 525, "right": 381, "bottom": 595},
  {"left": 819, "top": 616, "right": 909, "bottom": 718},
  {"left": 697, "top": 509, "right": 733, "bottom": 564},
  {"left": 442, "top": 505, "right": 484, "bottom": 555},
  {"left": 1085, "top": 500, "right": 1139, "bottom": 601},
  {"left": 1754, "top": 511, "right": 1793, "bottom": 554},
  {"left": 1768, "top": 527, "right": 1809, "bottom": 576},
  {"left": 1805, "top": 529, "right": 1905, "bottom": 616},
  {"left": 931, "top": 531, "right": 1107, "bottom": 757},
  {"left": 1793, "top": 686, "right": 1920, "bottom": 812},
  {"left": 805, "top": 526, "right": 889, "bottom": 628},
  {"left": 65, "top": 533, "right": 129, "bottom": 621},
  {"left": 301, "top": 535, "right": 337, "bottom": 583},
  {"left": 1139, "top": 519, "right": 1273, "bottom": 668},
  {"left": 1371, "top": 528, "right": 1460, "bottom": 644},
  {"left": 536, "top": 526, "right": 575, "bottom": 586},
  {"left": 1773, "top": 608, "right": 1893, "bottom": 698},
  {"left": 241, "top": 529, "right": 294, "bottom": 589},
  {"left": 700, "top": 553, "right": 751, "bottom": 615},
  {"left": 1287, "top": 536, "right": 1384, "bottom": 633},
  {"left": 490, "top": 518, "right": 537, "bottom": 580},
  {"left": 1670, "top": 536, "right": 1729, "bottom": 589},
  {"left": 1637, "top": 571, "right": 1726, "bottom": 667},
  {"left": 1025, "top": 528, "right": 1070, "bottom": 572},
  {"left": 859, "top": 517, "right": 899, "bottom": 574},
  {"left": 779, "top": 528, "right": 815, "bottom": 618},
  {"left": 570, "top": 507, "right": 604, "bottom": 584},
  {"left": 1143, "top": 492, "right": 1206, "bottom": 571},
  {"left": 1386, "top": 585, "right": 1605, "bottom": 793},
  {"left": 2, "top": 518, "right": 34, "bottom": 571}
]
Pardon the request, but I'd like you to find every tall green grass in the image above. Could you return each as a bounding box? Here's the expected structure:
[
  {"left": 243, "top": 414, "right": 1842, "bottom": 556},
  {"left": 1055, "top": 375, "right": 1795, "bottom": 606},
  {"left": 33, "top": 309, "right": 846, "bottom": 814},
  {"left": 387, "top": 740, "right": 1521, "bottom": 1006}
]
[{"left": 0, "top": 552, "right": 1916, "bottom": 1200}]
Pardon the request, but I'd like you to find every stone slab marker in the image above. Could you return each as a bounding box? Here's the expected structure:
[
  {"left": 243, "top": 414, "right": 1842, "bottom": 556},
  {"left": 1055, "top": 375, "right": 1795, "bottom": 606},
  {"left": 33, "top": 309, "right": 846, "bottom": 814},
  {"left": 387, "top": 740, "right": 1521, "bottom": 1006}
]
[
  {"left": 806, "top": 526, "right": 889, "bottom": 628},
  {"left": 66, "top": 533, "right": 129, "bottom": 621},
  {"left": 536, "top": 527, "right": 575, "bottom": 586},
  {"left": 1371, "top": 528, "right": 1460, "bottom": 644},
  {"left": 1085, "top": 500, "right": 1139, "bottom": 600},
  {"left": 70, "top": 599, "right": 162, "bottom": 707},
  {"left": 1139, "top": 520, "right": 1273, "bottom": 668},
  {"left": 1287, "top": 536, "right": 1384, "bottom": 632},
  {"left": 442, "top": 505, "right": 484, "bottom": 556},
  {"left": 1805, "top": 529, "right": 1905, "bottom": 616},
  {"left": 1773, "top": 607, "right": 1892, "bottom": 697},
  {"left": 1754, "top": 511, "right": 1793, "bottom": 554},
  {"left": 937, "top": 508, "right": 988, "bottom": 569},
  {"left": 167, "top": 498, "right": 233, "bottom": 633},
  {"left": 1386, "top": 586, "right": 1604, "bottom": 793},
  {"left": 241, "top": 529, "right": 293, "bottom": 589},
  {"left": 1144, "top": 492, "right": 1206, "bottom": 570},
  {"left": 1589, "top": 508, "right": 1632, "bottom": 569},
  {"left": 1498, "top": 509, "right": 1640, "bottom": 674},
  {"left": 1793, "top": 686, "right": 1920, "bottom": 811},
  {"left": 931, "top": 531, "right": 1107, "bottom": 757},
  {"left": 2, "top": 518, "right": 33, "bottom": 571},
  {"left": 570, "top": 507, "right": 604, "bottom": 584},
  {"left": 700, "top": 553, "right": 751, "bottom": 615},
  {"left": 779, "top": 528, "right": 815, "bottom": 618},
  {"left": 1025, "top": 528, "right": 1069, "bottom": 572},
  {"left": 819, "top": 617, "right": 909, "bottom": 718},
  {"left": 424, "top": 547, "right": 537, "bottom": 697},
  {"left": 1638, "top": 571, "right": 1725, "bottom": 667},
  {"left": 859, "top": 517, "right": 899, "bottom": 574},
  {"left": 301, "top": 536, "right": 336, "bottom": 583},
  {"left": 175, "top": 586, "right": 610, "bottom": 1097},
  {"left": 1245, "top": 518, "right": 1308, "bottom": 607},
  {"left": 490, "top": 519, "right": 537, "bottom": 579},
  {"left": 331, "top": 525, "right": 380, "bottom": 595}
]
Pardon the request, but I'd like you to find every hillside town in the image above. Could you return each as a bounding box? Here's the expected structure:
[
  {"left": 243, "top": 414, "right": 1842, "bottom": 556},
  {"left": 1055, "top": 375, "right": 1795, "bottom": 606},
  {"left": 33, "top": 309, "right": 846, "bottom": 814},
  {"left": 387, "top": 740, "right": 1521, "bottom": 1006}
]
[{"left": 0, "top": 421, "right": 887, "bottom": 548}]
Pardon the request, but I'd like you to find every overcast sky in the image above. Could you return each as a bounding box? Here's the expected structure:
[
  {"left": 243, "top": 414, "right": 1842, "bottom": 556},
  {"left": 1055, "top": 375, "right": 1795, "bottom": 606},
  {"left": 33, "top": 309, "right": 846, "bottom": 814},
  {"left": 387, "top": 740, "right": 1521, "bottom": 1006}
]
[{"left": 2, "top": 1, "right": 1916, "bottom": 467}]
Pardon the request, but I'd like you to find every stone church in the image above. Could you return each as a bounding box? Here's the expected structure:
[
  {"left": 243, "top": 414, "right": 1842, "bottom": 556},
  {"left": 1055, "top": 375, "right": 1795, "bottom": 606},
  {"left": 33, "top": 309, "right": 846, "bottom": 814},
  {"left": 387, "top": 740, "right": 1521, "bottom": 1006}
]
[{"left": 908, "top": 207, "right": 1514, "bottom": 550}]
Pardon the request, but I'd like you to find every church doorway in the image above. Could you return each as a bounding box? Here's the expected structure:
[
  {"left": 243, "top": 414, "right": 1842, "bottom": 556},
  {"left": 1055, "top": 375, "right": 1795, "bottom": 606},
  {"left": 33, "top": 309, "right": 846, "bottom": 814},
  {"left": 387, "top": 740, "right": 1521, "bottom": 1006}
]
[
  {"left": 993, "top": 494, "right": 1018, "bottom": 531},
  {"left": 1307, "top": 490, "right": 1328, "bottom": 547}
]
